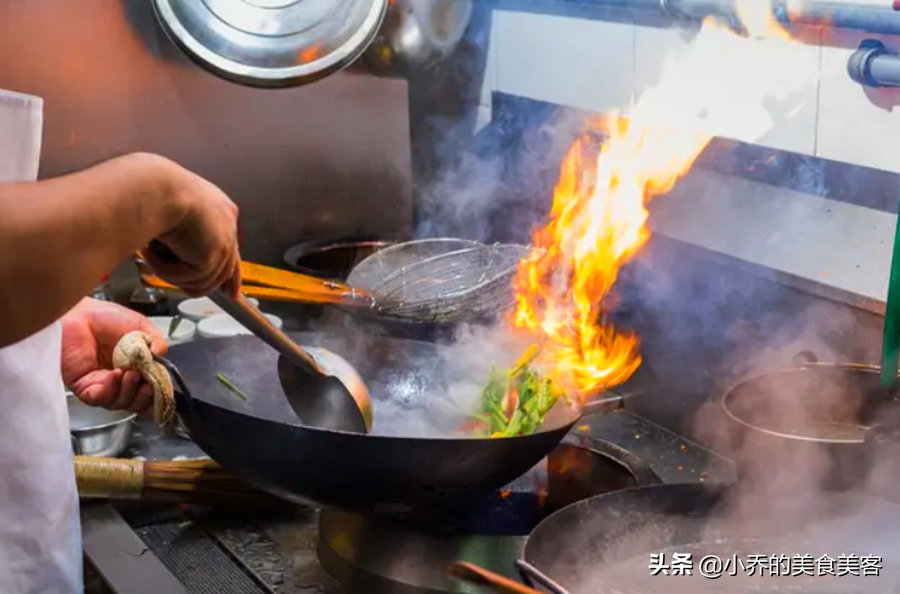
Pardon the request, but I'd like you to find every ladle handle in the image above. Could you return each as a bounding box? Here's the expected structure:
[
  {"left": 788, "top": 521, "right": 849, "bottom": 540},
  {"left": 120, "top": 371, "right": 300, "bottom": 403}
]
[
  {"left": 144, "top": 240, "right": 323, "bottom": 376},
  {"left": 207, "top": 290, "right": 323, "bottom": 375}
]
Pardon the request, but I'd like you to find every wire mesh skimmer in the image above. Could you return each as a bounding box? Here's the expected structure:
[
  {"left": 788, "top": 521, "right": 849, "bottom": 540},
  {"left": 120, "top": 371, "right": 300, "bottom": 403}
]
[{"left": 347, "top": 239, "right": 533, "bottom": 324}]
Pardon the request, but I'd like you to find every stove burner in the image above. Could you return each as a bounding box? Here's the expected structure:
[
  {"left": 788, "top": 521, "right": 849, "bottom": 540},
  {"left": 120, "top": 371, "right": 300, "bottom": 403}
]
[{"left": 317, "top": 440, "right": 659, "bottom": 594}]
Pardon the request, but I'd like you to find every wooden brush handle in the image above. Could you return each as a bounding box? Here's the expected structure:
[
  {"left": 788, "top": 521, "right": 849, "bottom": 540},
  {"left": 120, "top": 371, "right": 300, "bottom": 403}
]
[{"left": 74, "top": 456, "right": 144, "bottom": 499}]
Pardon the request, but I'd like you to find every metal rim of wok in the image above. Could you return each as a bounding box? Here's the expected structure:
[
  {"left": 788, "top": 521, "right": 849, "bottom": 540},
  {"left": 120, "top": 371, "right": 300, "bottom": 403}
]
[
  {"left": 160, "top": 333, "right": 584, "bottom": 514},
  {"left": 518, "top": 483, "right": 730, "bottom": 594},
  {"left": 517, "top": 482, "right": 900, "bottom": 594},
  {"left": 720, "top": 361, "right": 880, "bottom": 446}
]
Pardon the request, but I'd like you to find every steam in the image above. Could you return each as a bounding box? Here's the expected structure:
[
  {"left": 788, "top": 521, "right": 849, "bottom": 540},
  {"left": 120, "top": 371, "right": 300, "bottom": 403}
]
[
  {"left": 415, "top": 107, "right": 589, "bottom": 245},
  {"left": 490, "top": 3, "right": 900, "bottom": 590},
  {"left": 367, "top": 322, "right": 534, "bottom": 437}
]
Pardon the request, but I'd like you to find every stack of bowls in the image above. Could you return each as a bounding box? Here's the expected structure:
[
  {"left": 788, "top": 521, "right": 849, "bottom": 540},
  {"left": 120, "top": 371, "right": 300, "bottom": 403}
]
[{"left": 177, "top": 296, "right": 283, "bottom": 340}]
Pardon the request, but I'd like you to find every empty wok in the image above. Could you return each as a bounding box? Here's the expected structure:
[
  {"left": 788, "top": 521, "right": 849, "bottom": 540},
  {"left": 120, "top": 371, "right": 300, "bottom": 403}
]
[
  {"left": 476, "top": 483, "right": 900, "bottom": 594},
  {"left": 162, "top": 332, "right": 583, "bottom": 516}
]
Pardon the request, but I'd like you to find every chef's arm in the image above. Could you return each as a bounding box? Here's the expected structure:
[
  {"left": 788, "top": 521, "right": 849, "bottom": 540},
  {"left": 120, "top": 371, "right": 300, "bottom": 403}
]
[{"left": 0, "top": 153, "right": 185, "bottom": 348}]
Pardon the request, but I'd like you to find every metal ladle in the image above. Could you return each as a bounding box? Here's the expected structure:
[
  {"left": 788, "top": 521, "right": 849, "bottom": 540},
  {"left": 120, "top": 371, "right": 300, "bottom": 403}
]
[
  {"left": 148, "top": 242, "right": 372, "bottom": 434},
  {"left": 208, "top": 290, "right": 372, "bottom": 433}
]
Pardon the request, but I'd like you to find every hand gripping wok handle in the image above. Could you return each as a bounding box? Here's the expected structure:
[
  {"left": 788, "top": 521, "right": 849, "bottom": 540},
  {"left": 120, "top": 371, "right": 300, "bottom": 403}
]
[{"left": 207, "top": 290, "right": 323, "bottom": 376}]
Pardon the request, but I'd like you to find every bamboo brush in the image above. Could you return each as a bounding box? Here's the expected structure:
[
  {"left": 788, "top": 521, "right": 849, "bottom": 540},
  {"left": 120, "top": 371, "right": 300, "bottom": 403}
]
[{"left": 74, "top": 456, "right": 282, "bottom": 507}]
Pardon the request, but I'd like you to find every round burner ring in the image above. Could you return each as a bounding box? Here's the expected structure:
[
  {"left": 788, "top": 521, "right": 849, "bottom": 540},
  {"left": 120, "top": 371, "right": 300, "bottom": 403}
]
[{"left": 316, "top": 440, "right": 659, "bottom": 593}]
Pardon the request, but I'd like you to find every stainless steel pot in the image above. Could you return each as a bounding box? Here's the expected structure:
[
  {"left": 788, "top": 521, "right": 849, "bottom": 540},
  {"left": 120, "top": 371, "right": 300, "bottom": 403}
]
[
  {"left": 363, "top": 0, "right": 473, "bottom": 78},
  {"left": 67, "top": 394, "right": 135, "bottom": 457}
]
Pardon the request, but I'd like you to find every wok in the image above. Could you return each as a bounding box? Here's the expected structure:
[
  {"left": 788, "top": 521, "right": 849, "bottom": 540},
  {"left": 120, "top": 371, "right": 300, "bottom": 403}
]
[
  {"left": 455, "top": 483, "right": 900, "bottom": 594},
  {"left": 719, "top": 353, "right": 900, "bottom": 495},
  {"left": 160, "top": 332, "right": 586, "bottom": 516}
]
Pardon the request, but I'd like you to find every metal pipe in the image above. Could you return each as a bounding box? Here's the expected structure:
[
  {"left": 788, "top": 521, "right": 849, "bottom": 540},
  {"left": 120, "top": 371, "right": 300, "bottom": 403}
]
[
  {"left": 649, "top": 0, "right": 900, "bottom": 36},
  {"left": 848, "top": 39, "right": 900, "bottom": 87}
]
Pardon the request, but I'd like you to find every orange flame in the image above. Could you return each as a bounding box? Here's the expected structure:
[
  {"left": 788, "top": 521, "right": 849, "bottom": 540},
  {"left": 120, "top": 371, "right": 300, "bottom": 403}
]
[{"left": 512, "top": 2, "right": 798, "bottom": 399}]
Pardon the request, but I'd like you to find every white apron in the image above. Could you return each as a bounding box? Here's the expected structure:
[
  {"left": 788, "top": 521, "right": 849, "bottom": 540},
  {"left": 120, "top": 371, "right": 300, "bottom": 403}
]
[{"left": 0, "top": 90, "right": 83, "bottom": 593}]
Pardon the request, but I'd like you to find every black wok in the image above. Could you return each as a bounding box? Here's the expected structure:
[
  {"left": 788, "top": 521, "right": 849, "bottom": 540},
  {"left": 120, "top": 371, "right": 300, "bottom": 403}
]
[
  {"left": 719, "top": 353, "right": 900, "bottom": 496},
  {"left": 161, "top": 332, "right": 583, "bottom": 516},
  {"left": 507, "top": 483, "right": 900, "bottom": 594}
]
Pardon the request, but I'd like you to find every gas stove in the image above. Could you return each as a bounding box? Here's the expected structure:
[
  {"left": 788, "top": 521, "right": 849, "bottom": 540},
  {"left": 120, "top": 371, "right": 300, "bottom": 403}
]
[{"left": 82, "top": 409, "right": 735, "bottom": 594}]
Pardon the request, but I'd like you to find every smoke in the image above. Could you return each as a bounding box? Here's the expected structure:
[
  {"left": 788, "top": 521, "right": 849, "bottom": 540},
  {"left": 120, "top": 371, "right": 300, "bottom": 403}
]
[
  {"left": 368, "top": 322, "right": 535, "bottom": 437},
  {"left": 413, "top": 89, "right": 590, "bottom": 245}
]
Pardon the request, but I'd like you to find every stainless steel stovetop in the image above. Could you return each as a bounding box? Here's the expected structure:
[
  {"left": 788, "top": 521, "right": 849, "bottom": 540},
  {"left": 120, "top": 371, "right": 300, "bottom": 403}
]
[{"left": 82, "top": 408, "right": 736, "bottom": 594}]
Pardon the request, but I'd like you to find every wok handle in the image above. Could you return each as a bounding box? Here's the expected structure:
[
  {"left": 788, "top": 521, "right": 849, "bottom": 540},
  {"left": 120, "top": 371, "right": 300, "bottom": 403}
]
[
  {"left": 581, "top": 392, "right": 626, "bottom": 416},
  {"left": 447, "top": 562, "right": 541, "bottom": 594},
  {"left": 152, "top": 355, "right": 200, "bottom": 440},
  {"left": 515, "top": 560, "right": 572, "bottom": 594},
  {"left": 793, "top": 351, "right": 818, "bottom": 367},
  {"left": 152, "top": 354, "right": 195, "bottom": 408}
]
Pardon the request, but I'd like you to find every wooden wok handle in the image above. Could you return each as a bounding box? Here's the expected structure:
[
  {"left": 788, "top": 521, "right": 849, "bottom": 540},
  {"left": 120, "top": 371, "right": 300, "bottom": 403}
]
[{"left": 447, "top": 561, "right": 541, "bottom": 594}]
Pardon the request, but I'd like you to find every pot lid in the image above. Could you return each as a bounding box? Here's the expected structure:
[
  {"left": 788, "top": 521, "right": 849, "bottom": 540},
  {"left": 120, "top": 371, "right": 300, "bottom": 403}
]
[{"left": 152, "top": 0, "right": 388, "bottom": 87}]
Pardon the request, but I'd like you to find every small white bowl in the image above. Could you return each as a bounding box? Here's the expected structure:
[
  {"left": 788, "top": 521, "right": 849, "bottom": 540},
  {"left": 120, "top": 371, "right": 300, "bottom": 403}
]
[
  {"left": 177, "top": 297, "right": 260, "bottom": 322},
  {"left": 197, "top": 313, "right": 283, "bottom": 339},
  {"left": 149, "top": 316, "right": 196, "bottom": 344}
]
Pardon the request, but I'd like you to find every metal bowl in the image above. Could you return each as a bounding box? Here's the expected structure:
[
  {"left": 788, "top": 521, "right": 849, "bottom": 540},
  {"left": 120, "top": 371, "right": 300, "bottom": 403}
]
[
  {"left": 152, "top": 0, "right": 388, "bottom": 88},
  {"left": 362, "top": 0, "right": 473, "bottom": 78},
  {"left": 68, "top": 394, "right": 135, "bottom": 457}
]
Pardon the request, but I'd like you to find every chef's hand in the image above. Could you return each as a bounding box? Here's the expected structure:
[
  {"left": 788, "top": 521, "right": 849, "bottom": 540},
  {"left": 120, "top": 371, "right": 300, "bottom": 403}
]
[
  {"left": 142, "top": 157, "right": 241, "bottom": 297},
  {"left": 61, "top": 298, "right": 167, "bottom": 413}
]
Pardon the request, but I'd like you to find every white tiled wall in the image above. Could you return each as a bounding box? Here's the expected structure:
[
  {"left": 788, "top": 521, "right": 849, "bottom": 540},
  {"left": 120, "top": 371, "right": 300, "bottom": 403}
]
[
  {"left": 478, "top": 10, "right": 900, "bottom": 175},
  {"left": 631, "top": 24, "right": 821, "bottom": 156},
  {"left": 494, "top": 12, "right": 634, "bottom": 113}
]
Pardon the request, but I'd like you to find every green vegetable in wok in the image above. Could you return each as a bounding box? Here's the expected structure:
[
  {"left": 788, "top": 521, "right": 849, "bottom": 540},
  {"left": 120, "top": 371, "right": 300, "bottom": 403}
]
[
  {"left": 216, "top": 373, "right": 248, "bottom": 401},
  {"left": 468, "top": 345, "right": 565, "bottom": 437}
]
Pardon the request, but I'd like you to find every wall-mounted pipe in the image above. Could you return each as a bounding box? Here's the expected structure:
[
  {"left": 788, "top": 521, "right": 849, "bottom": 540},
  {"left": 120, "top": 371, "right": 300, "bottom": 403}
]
[
  {"left": 613, "top": 0, "right": 900, "bottom": 37},
  {"left": 848, "top": 39, "right": 900, "bottom": 87}
]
